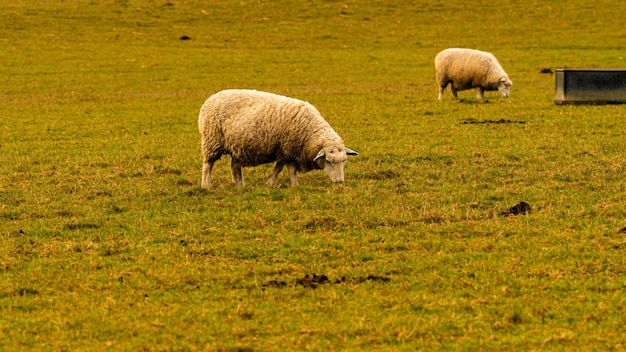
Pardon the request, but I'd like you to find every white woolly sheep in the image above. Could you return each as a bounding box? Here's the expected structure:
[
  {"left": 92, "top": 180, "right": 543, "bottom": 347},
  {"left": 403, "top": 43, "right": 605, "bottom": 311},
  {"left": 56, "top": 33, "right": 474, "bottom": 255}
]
[
  {"left": 198, "top": 89, "right": 358, "bottom": 188},
  {"left": 435, "top": 48, "right": 512, "bottom": 100}
]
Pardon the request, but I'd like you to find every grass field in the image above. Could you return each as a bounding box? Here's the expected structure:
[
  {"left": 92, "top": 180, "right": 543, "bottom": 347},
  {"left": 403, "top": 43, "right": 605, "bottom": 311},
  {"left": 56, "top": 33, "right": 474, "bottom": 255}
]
[{"left": 2, "top": 0, "right": 626, "bottom": 350}]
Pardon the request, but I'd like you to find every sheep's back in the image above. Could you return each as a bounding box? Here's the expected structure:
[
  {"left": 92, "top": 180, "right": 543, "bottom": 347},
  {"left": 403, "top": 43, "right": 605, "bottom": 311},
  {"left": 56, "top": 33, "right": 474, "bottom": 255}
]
[{"left": 438, "top": 49, "right": 489, "bottom": 73}]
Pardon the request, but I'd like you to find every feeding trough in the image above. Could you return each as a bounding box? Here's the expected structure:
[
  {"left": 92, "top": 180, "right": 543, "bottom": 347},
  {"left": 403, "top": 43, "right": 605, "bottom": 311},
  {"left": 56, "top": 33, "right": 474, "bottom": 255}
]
[{"left": 554, "top": 68, "right": 626, "bottom": 104}]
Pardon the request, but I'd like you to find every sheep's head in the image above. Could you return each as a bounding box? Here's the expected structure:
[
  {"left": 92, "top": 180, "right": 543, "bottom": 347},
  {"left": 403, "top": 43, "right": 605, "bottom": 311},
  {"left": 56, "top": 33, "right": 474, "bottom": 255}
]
[
  {"left": 498, "top": 76, "right": 513, "bottom": 98},
  {"left": 313, "top": 146, "right": 358, "bottom": 183}
]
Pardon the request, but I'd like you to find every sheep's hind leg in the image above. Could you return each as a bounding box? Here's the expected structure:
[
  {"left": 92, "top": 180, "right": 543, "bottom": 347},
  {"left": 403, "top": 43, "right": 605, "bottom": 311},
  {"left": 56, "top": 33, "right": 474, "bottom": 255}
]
[
  {"left": 266, "top": 161, "right": 285, "bottom": 187},
  {"left": 201, "top": 156, "right": 220, "bottom": 189},
  {"left": 287, "top": 163, "right": 299, "bottom": 186},
  {"left": 230, "top": 161, "right": 244, "bottom": 187}
]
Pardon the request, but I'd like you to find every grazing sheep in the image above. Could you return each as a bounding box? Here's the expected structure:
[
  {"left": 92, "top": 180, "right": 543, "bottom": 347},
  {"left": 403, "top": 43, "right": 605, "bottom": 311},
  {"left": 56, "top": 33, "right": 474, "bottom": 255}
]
[
  {"left": 198, "top": 89, "right": 358, "bottom": 188},
  {"left": 435, "top": 48, "right": 512, "bottom": 100}
]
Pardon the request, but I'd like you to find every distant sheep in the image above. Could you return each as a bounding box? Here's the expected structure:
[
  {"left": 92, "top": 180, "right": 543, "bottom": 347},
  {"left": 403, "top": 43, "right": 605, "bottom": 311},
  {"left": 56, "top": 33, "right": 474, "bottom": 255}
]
[
  {"left": 435, "top": 48, "right": 512, "bottom": 100},
  {"left": 198, "top": 89, "right": 358, "bottom": 188}
]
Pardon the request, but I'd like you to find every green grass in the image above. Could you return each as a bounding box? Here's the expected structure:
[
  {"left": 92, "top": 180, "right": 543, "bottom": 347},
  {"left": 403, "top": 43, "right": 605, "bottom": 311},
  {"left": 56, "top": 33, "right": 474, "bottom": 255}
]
[{"left": 2, "top": 0, "right": 626, "bottom": 350}]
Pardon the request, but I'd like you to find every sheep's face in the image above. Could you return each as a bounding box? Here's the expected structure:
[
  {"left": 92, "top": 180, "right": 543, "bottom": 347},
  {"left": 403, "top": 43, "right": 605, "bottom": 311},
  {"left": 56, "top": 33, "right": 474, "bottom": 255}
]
[
  {"left": 498, "top": 77, "right": 513, "bottom": 98},
  {"left": 313, "top": 146, "right": 358, "bottom": 183}
]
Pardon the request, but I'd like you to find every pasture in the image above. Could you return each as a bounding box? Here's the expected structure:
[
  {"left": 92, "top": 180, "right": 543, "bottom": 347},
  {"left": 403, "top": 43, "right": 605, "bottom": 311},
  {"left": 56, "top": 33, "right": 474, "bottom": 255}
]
[{"left": 1, "top": 0, "right": 626, "bottom": 350}]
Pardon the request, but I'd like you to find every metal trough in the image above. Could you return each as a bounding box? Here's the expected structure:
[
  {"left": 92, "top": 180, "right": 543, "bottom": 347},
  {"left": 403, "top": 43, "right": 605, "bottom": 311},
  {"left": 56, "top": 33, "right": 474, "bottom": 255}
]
[{"left": 554, "top": 68, "right": 626, "bottom": 104}]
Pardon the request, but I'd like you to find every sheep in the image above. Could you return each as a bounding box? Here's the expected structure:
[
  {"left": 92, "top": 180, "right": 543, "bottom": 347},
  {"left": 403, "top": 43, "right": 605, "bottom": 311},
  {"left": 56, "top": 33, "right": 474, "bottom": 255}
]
[
  {"left": 435, "top": 48, "right": 512, "bottom": 100},
  {"left": 198, "top": 89, "right": 358, "bottom": 188}
]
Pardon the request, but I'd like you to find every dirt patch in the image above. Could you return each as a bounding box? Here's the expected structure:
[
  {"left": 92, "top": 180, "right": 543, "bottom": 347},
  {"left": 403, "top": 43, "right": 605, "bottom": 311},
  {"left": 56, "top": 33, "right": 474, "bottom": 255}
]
[
  {"left": 296, "top": 274, "right": 330, "bottom": 289},
  {"left": 263, "top": 279, "right": 287, "bottom": 288},
  {"left": 17, "top": 288, "right": 39, "bottom": 296},
  {"left": 500, "top": 201, "right": 531, "bottom": 216},
  {"left": 266, "top": 274, "right": 391, "bottom": 289},
  {"left": 461, "top": 118, "right": 526, "bottom": 125}
]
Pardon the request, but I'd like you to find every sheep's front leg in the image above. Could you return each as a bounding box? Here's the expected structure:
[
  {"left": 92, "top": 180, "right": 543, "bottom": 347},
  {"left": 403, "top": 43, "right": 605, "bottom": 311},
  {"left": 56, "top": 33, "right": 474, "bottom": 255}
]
[
  {"left": 287, "top": 163, "right": 299, "bottom": 186},
  {"left": 476, "top": 87, "right": 485, "bottom": 99},
  {"left": 266, "top": 161, "right": 285, "bottom": 187},
  {"left": 230, "top": 161, "right": 244, "bottom": 187}
]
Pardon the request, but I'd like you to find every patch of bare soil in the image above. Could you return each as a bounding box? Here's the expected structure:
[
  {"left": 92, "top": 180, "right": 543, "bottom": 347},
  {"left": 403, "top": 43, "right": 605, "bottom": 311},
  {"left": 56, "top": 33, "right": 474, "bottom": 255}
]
[
  {"left": 500, "top": 201, "right": 531, "bottom": 216},
  {"left": 296, "top": 274, "right": 330, "bottom": 289},
  {"left": 264, "top": 274, "right": 391, "bottom": 289},
  {"left": 461, "top": 118, "right": 526, "bottom": 125}
]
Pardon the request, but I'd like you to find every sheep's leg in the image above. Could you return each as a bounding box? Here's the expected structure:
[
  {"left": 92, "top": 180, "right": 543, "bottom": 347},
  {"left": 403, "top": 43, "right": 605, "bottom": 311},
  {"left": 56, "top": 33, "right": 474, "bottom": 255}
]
[
  {"left": 438, "top": 86, "right": 445, "bottom": 100},
  {"left": 230, "top": 161, "right": 244, "bottom": 187},
  {"left": 201, "top": 153, "right": 221, "bottom": 188},
  {"left": 201, "top": 159, "right": 215, "bottom": 189},
  {"left": 287, "top": 163, "right": 299, "bottom": 186},
  {"left": 450, "top": 86, "right": 459, "bottom": 100},
  {"left": 267, "top": 161, "right": 285, "bottom": 187},
  {"left": 477, "top": 87, "right": 485, "bottom": 99}
]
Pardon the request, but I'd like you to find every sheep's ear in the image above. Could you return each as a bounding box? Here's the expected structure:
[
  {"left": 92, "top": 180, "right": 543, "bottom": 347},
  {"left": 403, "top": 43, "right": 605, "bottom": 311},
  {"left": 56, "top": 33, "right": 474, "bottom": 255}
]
[
  {"left": 313, "top": 150, "right": 325, "bottom": 162},
  {"left": 346, "top": 148, "right": 358, "bottom": 156}
]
